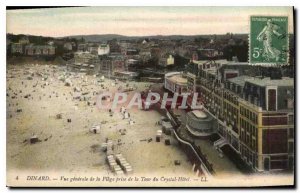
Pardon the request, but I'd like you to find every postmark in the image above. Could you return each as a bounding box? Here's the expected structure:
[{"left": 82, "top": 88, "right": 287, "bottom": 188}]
[{"left": 249, "top": 16, "right": 289, "bottom": 66}]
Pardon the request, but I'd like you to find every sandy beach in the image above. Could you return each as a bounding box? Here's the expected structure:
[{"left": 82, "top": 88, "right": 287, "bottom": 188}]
[{"left": 6, "top": 64, "right": 194, "bottom": 183}]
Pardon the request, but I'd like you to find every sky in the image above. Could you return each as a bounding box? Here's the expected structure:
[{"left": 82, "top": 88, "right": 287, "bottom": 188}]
[{"left": 6, "top": 7, "right": 294, "bottom": 37}]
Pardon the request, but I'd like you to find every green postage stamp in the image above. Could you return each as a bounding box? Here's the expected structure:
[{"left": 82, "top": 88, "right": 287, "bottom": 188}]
[{"left": 250, "top": 16, "right": 289, "bottom": 66}]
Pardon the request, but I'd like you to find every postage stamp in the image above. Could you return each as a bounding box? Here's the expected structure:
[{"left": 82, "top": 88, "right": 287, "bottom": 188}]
[{"left": 249, "top": 16, "right": 289, "bottom": 66}]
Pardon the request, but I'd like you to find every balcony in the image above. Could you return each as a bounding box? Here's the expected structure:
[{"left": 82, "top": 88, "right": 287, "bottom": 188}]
[{"left": 186, "top": 110, "right": 217, "bottom": 137}]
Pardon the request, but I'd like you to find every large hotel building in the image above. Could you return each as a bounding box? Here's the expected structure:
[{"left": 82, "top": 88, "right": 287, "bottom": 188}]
[{"left": 183, "top": 60, "right": 294, "bottom": 172}]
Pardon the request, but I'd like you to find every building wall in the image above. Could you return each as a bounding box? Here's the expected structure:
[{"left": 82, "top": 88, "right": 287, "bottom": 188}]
[
  {"left": 194, "top": 64, "right": 294, "bottom": 172},
  {"left": 11, "top": 43, "right": 23, "bottom": 54},
  {"left": 64, "top": 43, "right": 73, "bottom": 51},
  {"left": 167, "top": 55, "right": 175, "bottom": 65},
  {"left": 13, "top": 44, "right": 56, "bottom": 56},
  {"left": 186, "top": 111, "right": 216, "bottom": 136},
  {"left": 239, "top": 101, "right": 261, "bottom": 170},
  {"left": 98, "top": 44, "right": 110, "bottom": 55},
  {"left": 78, "top": 44, "right": 88, "bottom": 52},
  {"left": 164, "top": 72, "right": 188, "bottom": 95}
]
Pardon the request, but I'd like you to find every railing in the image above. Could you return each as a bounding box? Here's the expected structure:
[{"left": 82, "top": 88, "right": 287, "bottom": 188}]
[{"left": 165, "top": 109, "right": 215, "bottom": 176}]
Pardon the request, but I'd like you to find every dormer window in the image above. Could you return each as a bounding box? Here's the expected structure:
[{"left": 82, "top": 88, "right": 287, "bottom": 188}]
[
  {"left": 236, "top": 85, "right": 239, "bottom": 93},
  {"left": 248, "top": 95, "right": 251, "bottom": 102},
  {"left": 254, "top": 97, "right": 258, "bottom": 106},
  {"left": 287, "top": 98, "right": 294, "bottom": 109}
]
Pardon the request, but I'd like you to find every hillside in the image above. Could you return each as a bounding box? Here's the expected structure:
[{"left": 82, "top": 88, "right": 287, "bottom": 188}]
[{"left": 62, "top": 34, "right": 249, "bottom": 42}]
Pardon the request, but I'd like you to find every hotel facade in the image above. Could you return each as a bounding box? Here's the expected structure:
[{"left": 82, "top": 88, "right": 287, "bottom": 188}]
[{"left": 185, "top": 60, "right": 294, "bottom": 172}]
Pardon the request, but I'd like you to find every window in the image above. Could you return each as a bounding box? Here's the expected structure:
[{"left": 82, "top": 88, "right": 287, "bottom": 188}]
[
  {"left": 287, "top": 98, "right": 294, "bottom": 109},
  {"left": 288, "top": 156, "right": 294, "bottom": 170},
  {"left": 246, "top": 134, "right": 250, "bottom": 144},
  {"left": 289, "top": 128, "right": 294, "bottom": 139},
  {"left": 247, "top": 152, "right": 251, "bottom": 163},
  {"left": 254, "top": 97, "right": 258, "bottom": 106},
  {"left": 241, "top": 146, "right": 244, "bottom": 156},
  {"left": 248, "top": 95, "right": 251, "bottom": 102},
  {"left": 255, "top": 157, "right": 258, "bottom": 168},
  {"left": 288, "top": 115, "right": 294, "bottom": 125},
  {"left": 288, "top": 141, "right": 294, "bottom": 154},
  {"left": 264, "top": 157, "right": 270, "bottom": 171},
  {"left": 268, "top": 89, "right": 277, "bottom": 111},
  {"left": 241, "top": 120, "right": 244, "bottom": 130},
  {"left": 254, "top": 114, "right": 258, "bottom": 124},
  {"left": 252, "top": 155, "right": 256, "bottom": 169},
  {"left": 254, "top": 127, "right": 257, "bottom": 138}
]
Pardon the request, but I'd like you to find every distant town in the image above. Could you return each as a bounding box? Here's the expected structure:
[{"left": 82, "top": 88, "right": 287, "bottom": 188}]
[{"left": 7, "top": 33, "right": 294, "bottom": 76}]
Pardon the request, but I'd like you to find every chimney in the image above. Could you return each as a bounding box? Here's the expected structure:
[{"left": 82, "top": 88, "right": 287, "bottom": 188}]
[{"left": 261, "top": 67, "right": 282, "bottom": 80}]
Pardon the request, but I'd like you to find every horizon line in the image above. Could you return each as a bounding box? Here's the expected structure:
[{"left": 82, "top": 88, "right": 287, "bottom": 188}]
[
  {"left": 7, "top": 32, "right": 250, "bottom": 39},
  {"left": 7, "top": 32, "right": 295, "bottom": 39}
]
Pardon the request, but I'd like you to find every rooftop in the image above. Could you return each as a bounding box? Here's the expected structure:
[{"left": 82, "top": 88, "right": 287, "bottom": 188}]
[
  {"left": 168, "top": 74, "right": 187, "bottom": 85},
  {"left": 117, "top": 71, "right": 138, "bottom": 76},
  {"left": 226, "top": 62, "right": 249, "bottom": 66},
  {"left": 99, "top": 44, "right": 109, "bottom": 48},
  {"left": 165, "top": 72, "right": 187, "bottom": 85},
  {"left": 192, "top": 110, "right": 207, "bottom": 119},
  {"left": 203, "top": 66, "right": 218, "bottom": 76},
  {"left": 191, "top": 60, "right": 210, "bottom": 65},
  {"left": 228, "top": 75, "right": 253, "bottom": 87},
  {"left": 246, "top": 77, "right": 294, "bottom": 87}
]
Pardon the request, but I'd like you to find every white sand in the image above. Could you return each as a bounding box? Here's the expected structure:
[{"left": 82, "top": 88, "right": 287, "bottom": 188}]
[{"left": 6, "top": 64, "right": 193, "bottom": 177}]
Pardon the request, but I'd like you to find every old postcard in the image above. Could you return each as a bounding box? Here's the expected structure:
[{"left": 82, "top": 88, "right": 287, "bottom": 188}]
[{"left": 6, "top": 6, "right": 295, "bottom": 187}]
